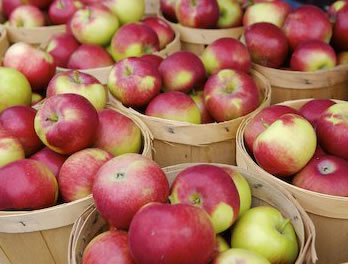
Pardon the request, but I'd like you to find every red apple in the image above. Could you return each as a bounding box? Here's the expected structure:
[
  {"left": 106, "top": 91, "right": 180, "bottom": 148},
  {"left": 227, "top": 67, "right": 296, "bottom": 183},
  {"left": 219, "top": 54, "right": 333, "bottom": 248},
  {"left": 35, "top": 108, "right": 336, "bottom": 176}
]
[
  {"left": 0, "top": 159, "right": 58, "bottom": 210},
  {"left": 299, "top": 99, "right": 336, "bottom": 127},
  {"left": 333, "top": 6, "right": 348, "bottom": 51},
  {"left": 190, "top": 90, "right": 214, "bottom": 123},
  {"left": 2, "top": 0, "right": 24, "bottom": 18},
  {"left": 143, "top": 17, "right": 175, "bottom": 49},
  {"left": 328, "top": 0, "right": 347, "bottom": 22},
  {"left": 337, "top": 51, "right": 348, "bottom": 65},
  {"left": 0, "top": 127, "right": 25, "bottom": 168},
  {"left": 9, "top": 5, "right": 45, "bottom": 27},
  {"left": 93, "top": 153, "right": 170, "bottom": 229},
  {"left": 139, "top": 54, "right": 163, "bottom": 69},
  {"left": 314, "top": 145, "right": 327, "bottom": 158},
  {"left": 49, "top": 0, "right": 83, "bottom": 25},
  {"left": 217, "top": 0, "right": 243, "bottom": 29},
  {"left": 80, "top": 0, "right": 98, "bottom": 4},
  {"left": 28, "top": 0, "right": 54, "bottom": 9},
  {"left": 30, "top": 147, "right": 67, "bottom": 177},
  {"left": 160, "top": 0, "right": 177, "bottom": 22}
]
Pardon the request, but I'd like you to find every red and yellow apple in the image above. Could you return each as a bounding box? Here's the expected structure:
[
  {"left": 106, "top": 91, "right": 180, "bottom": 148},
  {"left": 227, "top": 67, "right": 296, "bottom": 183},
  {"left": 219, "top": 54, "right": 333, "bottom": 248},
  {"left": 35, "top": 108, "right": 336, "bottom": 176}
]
[
  {"left": 212, "top": 248, "right": 271, "bottom": 264},
  {"left": 299, "top": 99, "right": 336, "bottom": 127},
  {"left": 30, "top": 147, "right": 67, "bottom": 177},
  {"left": 143, "top": 17, "right": 175, "bottom": 49},
  {"left": 190, "top": 90, "right": 214, "bottom": 124},
  {"left": 9, "top": 5, "right": 45, "bottom": 27},
  {"left": 49, "top": 0, "right": 84, "bottom": 25},
  {"left": 0, "top": 127, "right": 25, "bottom": 168}
]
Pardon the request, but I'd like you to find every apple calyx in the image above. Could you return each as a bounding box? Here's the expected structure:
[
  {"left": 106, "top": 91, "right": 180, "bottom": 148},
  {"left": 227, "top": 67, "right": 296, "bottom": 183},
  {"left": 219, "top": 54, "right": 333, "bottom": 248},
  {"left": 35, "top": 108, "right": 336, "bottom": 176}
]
[
  {"left": 189, "top": 193, "right": 203, "bottom": 206},
  {"left": 190, "top": 0, "right": 198, "bottom": 7},
  {"left": 57, "top": 0, "right": 65, "bottom": 9},
  {"left": 225, "top": 82, "right": 237, "bottom": 94},
  {"left": 111, "top": 171, "right": 126, "bottom": 182},
  {"left": 277, "top": 218, "right": 290, "bottom": 234},
  {"left": 124, "top": 65, "right": 133, "bottom": 77},
  {"left": 318, "top": 160, "right": 335, "bottom": 175},
  {"left": 46, "top": 113, "right": 59, "bottom": 123},
  {"left": 72, "top": 71, "right": 82, "bottom": 84}
]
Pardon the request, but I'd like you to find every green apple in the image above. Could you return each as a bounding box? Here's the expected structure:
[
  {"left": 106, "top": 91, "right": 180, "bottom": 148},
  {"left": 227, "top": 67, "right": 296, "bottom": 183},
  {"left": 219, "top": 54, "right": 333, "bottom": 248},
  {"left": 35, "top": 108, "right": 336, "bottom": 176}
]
[
  {"left": 103, "top": 0, "right": 145, "bottom": 25},
  {"left": 212, "top": 248, "right": 271, "bottom": 264},
  {"left": 216, "top": 235, "right": 230, "bottom": 253},
  {"left": 217, "top": 0, "right": 243, "bottom": 29}
]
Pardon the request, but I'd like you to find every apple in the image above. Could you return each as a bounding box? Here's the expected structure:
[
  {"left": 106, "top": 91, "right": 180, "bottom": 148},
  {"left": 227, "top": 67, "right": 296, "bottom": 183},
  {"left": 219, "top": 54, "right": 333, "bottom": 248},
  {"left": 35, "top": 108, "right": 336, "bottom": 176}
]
[
  {"left": 129, "top": 203, "right": 216, "bottom": 264},
  {"left": 80, "top": 0, "right": 98, "bottom": 4},
  {"left": 231, "top": 206, "right": 298, "bottom": 263},
  {"left": 314, "top": 145, "right": 327, "bottom": 158},
  {"left": 108, "top": 57, "right": 161, "bottom": 108},
  {"left": 30, "top": 147, "right": 67, "bottom": 177},
  {"left": 212, "top": 248, "right": 271, "bottom": 264},
  {"left": 159, "top": 51, "right": 206, "bottom": 93},
  {"left": 253, "top": 113, "right": 317, "bottom": 177},
  {"left": 204, "top": 69, "right": 259, "bottom": 122},
  {"left": 299, "top": 99, "right": 336, "bottom": 127},
  {"left": 175, "top": 0, "right": 219, "bottom": 28},
  {"left": 28, "top": 0, "right": 54, "bottom": 9},
  {"left": 34, "top": 94, "right": 99, "bottom": 155},
  {"left": 139, "top": 54, "right": 163, "bottom": 69},
  {"left": 216, "top": 235, "right": 230, "bottom": 253},
  {"left": 0, "top": 67, "right": 32, "bottom": 112},
  {"left": 316, "top": 103, "right": 348, "bottom": 160},
  {"left": 94, "top": 109, "right": 142, "bottom": 156},
  {"left": 110, "top": 22, "right": 160, "bottom": 61},
  {"left": 290, "top": 40, "right": 337, "bottom": 72},
  {"left": 67, "top": 44, "right": 114, "bottom": 70},
  {"left": 93, "top": 153, "right": 170, "bottom": 229},
  {"left": 0, "top": 159, "right": 58, "bottom": 210},
  {"left": 190, "top": 90, "right": 214, "bottom": 123},
  {"left": 2, "top": 0, "right": 25, "bottom": 18},
  {"left": 31, "top": 93, "right": 43, "bottom": 105},
  {"left": 244, "top": 22, "right": 288, "bottom": 68},
  {"left": 70, "top": 5, "right": 119, "bottom": 46},
  {"left": 3, "top": 42, "right": 56, "bottom": 92},
  {"left": 217, "top": 0, "right": 243, "bottom": 29},
  {"left": 49, "top": 0, "right": 83, "bottom": 25},
  {"left": 47, "top": 70, "right": 107, "bottom": 110},
  {"left": 142, "top": 17, "right": 175, "bottom": 49},
  {"left": 201, "top": 38, "right": 251, "bottom": 75},
  {"left": 160, "top": 0, "right": 177, "bottom": 22},
  {"left": 170, "top": 164, "right": 240, "bottom": 233},
  {"left": 333, "top": 6, "right": 348, "bottom": 51},
  {"left": 328, "top": 0, "right": 347, "bottom": 22},
  {"left": 337, "top": 51, "right": 348, "bottom": 65},
  {"left": 145, "top": 92, "right": 201, "bottom": 124},
  {"left": 9, "top": 5, "right": 45, "bottom": 27},
  {"left": 82, "top": 230, "right": 135, "bottom": 264},
  {"left": 103, "top": 0, "right": 144, "bottom": 25},
  {"left": 283, "top": 5, "right": 332, "bottom": 50},
  {"left": 0, "top": 127, "right": 25, "bottom": 168}
]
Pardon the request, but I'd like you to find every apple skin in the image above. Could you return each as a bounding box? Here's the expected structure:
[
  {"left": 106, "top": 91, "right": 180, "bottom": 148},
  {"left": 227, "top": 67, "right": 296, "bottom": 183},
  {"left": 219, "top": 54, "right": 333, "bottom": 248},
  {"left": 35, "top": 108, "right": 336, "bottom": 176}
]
[
  {"left": 283, "top": 5, "right": 332, "bottom": 51},
  {"left": 160, "top": 0, "right": 177, "bottom": 22},
  {"left": 145, "top": 92, "right": 202, "bottom": 124},
  {"left": 217, "top": 0, "right": 243, "bottom": 29},
  {"left": 94, "top": 109, "right": 142, "bottom": 156},
  {"left": 129, "top": 203, "right": 216, "bottom": 264},
  {"left": 253, "top": 113, "right": 317, "bottom": 177},
  {"left": 142, "top": 17, "right": 175, "bottom": 50},
  {"left": 216, "top": 235, "right": 230, "bottom": 253},
  {"left": 110, "top": 22, "right": 160, "bottom": 61},
  {"left": 328, "top": 0, "right": 347, "bottom": 22},
  {"left": 204, "top": 69, "right": 260, "bottom": 122},
  {"left": 337, "top": 51, "right": 348, "bottom": 65},
  {"left": 2, "top": 0, "right": 25, "bottom": 18},
  {"left": 290, "top": 40, "right": 337, "bottom": 72},
  {"left": 31, "top": 93, "right": 43, "bottom": 105},
  {"left": 244, "top": 22, "right": 288, "bottom": 68},
  {"left": 0, "top": 127, "right": 25, "bottom": 168},
  {"left": 333, "top": 6, "right": 348, "bottom": 51},
  {"left": 316, "top": 103, "right": 348, "bottom": 160},
  {"left": 103, "top": 0, "right": 144, "bottom": 25},
  {"left": 0, "top": 159, "right": 58, "bottom": 210},
  {"left": 201, "top": 38, "right": 251, "bottom": 75},
  {"left": 28, "top": 0, "right": 54, "bottom": 9},
  {"left": 82, "top": 230, "right": 135, "bottom": 264},
  {"left": 30, "top": 147, "right": 67, "bottom": 177},
  {"left": 93, "top": 153, "right": 170, "bottom": 229},
  {"left": 299, "top": 99, "right": 336, "bottom": 127},
  {"left": 34, "top": 94, "right": 99, "bottom": 155},
  {"left": 159, "top": 51, "right": 206, "bottom": 93},
  {"left": 108, "top": 57, "right": 162, "bottom": 108},
  {"left": 3, "top": 42, "right": 56, "bottom": 92},
  {"left": 49, "top": 0, "right": 84, "bottom": 25},
  {"left": 190, "top": 90, "right": 215, "bottom": 124},
  {"left": 139, "top": 54, "right": 163, "bottom": 69},
  {"left": 9, "top": 5, "right": 45, "bottom": 27},
  {"left": 47, "top": 70, "right": 107, "bottom": 110},
  {"left": 212, "top": 248, "right": 271, "bottom": 264}
]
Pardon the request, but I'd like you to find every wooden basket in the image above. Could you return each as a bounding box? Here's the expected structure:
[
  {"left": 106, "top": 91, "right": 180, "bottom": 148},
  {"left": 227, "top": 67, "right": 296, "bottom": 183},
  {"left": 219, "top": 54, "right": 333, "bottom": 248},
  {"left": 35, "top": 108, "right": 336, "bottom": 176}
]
[
  {"left": 68, "top": 163, "right": 317, "bottom": 264},
  {"left": 236, "top": 98, "right": 348, "bottom": 264},
  {"left": 0, "top": 103, "right": 153, "bottom": 264},
  {"left": 253, "top": 63, "right": 348, "bottom": 104}
]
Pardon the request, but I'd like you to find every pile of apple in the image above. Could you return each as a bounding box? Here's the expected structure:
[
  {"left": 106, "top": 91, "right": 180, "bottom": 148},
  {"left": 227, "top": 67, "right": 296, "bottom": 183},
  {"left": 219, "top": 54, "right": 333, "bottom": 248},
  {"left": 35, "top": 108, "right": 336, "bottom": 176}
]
[
  {"left": 81, "top": 160, "right": 299, "bottom": 264},
  {"left": 244, "top": 99, "right": 348, "bottom": 197}
]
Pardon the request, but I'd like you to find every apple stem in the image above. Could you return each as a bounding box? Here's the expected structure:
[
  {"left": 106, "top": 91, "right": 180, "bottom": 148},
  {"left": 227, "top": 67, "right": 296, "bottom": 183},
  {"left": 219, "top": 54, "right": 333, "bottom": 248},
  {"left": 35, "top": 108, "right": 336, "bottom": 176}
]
[
  {"left": 278, "top": 219, "right": 290, "bottom": 233},
  {"left": 73, "top": 71, "right": 81, "bottom": 83}
]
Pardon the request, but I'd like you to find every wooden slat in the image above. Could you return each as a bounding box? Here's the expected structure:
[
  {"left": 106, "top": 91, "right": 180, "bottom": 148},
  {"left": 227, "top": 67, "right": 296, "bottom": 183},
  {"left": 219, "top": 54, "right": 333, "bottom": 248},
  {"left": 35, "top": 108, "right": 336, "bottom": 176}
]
[{"left": 0, "top": 246, "right": 11, "bottom": 264}]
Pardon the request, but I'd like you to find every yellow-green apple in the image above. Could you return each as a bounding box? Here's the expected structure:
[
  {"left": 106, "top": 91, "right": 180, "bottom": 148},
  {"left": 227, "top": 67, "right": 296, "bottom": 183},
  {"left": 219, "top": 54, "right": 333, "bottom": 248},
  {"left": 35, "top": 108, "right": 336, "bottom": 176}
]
[
  {"left": 212, "top": 248, "right": 271, "bottom": 264},
  {"left": 283, "top": 5, "right": 332, "bottom": 50},
  {"left": 103, "top": 0, "right": 144, "bottom": 25},
  {"left": 243, "top": 0, "right": 291, "bottom": 28},
  {"left": 328, "top": 0, "right": 347, "bottom": 22},
  {"left": 0, "top": 67, "right": 32, "bottom": 112},
  {"left": 46, "top": 33, "right": 80, "bottom": 68},
  {"left": 108, "top": 57, "right": 162, "bottom": 108},
  {"left": 93, "top": 109, "right": 142, "bottom": 156},
  {"left": 139, "top": 54, "right": 163, "bottom": 69},
  {"left": 201, "top": 38, "right": 251, "bottom": 75},
  {"left": 47, "top": 70, "right": 107, "bottom": 110},
  {"left": 145, "top": 92, "right": 201, "bottom": 124},
  {"left": 299, "top": 99, "right": 336, "bottom": 127},
  {"left": 175, "top": 0, "right": 219, "bottom": 28},
  {"left": 0, "top": 106, "right": 42, "bottom": 156},
  {"left": 231, "top": 206, "right": 298, "bottom": 263},
  {"left": 253, "top": 113, "right": 317, "bottom": 177},
  {"left": 290, "top": 40, "right": 336, "bottom": 72},
  {"left": 316, "top": 103, "right": 348, "bottom": 160},
  {"left": 0, "top": 159, "right": 58, "bottom": 210},
  {"left": 190, "top": 90, "right": 214, "bottom": 123},
  {"left": 216, "top": 235, "right": 230, "bottom": 253},
  {"left": 34, "top": 94, "right": 99, "bottom": 155},
  {"left": 170, "top": 164, "right": 240, "bottom": 233},
  {"left": 30, "top": 147, "right": 67, "bottom": 177},
  {"left": 110, "top": 22, "right": 160, "bottom": 61},
  {"left": 129, "top": 203, "right": 216, "bottom": 264},
  {"left": 93, "top": 153, "right": 169, "bottom": 229},
  {"left": 160, "top": 0, "right": 177, "bottom": 22},
  {"left": 333, "top": 6, "right": 348, "bottom": 51},
  {"left": 159, "top": 51, "right": 206, "bottom": 93},
  {"left": 67, "top": 44, "right": 114, "bottom": 69},
  {"left": 31, "top": 93, "right": 43, "bottom": 105},
  {"left": 244, "top": 22, "right": 288, "bottom": 68},
  {"left": 70, "top": 5, "right": 119, "bottom": 46},
  {"left": 293, "top": 154, "right": 348, "bottom": 196},
  {"left": 3, "top": 42, "right": 56, "bottom": 92},
  {"left": 49, "top": 0, "right": 83, "bottom": 25},
  {"left": 58, "top": 148, "right": 112, "bottom": 202},
  {"left": 217, "top": 0, "right": 243, "bottom": 28},
  {"left": 9, "top": 5, "right": 45, "bottom": 27},
  {"left": 2, "top": 0, "right": 25, "bottom": 18},
  {"left": 0, "top": 127, "right": 25, "bottom": 168},
  {"left": 204, "top": 69, "right": 259, "bottom": 122},
  {"left": 142, "top": 17, "right": 175, "bottom": 49},
  {"left": 82, "top": 230, "right": 135, "bottom": 264},
  {"left": 338, "top": 51, "right": 348, "bottom": 65}
]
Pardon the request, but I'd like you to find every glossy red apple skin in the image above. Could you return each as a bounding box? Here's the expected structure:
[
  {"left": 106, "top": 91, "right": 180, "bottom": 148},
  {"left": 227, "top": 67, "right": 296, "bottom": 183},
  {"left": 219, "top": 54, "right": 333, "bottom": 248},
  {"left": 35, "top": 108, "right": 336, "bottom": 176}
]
[
  {"left": 299, "top": 99, "right": 336, "bottom": 127},
  {"left": 129, "top": 203, "right": 216, "bottom": 264},
  {"left": 293, "top": 155, "right": 348, "bottom": 196},
  {"left": 160, "top": 0, "right": 177, "bottom": 22},
  {"left": 333, "top": 6, "right": 348, "bottom": 51},
  {"left": 190, "top": 90, "right": 215, "bottom": 123},
  {"left": 28, "top": 0, "right": 53, "bottom": 9},
  {"left": 0, "top": 159, "right": 58, "bottom": 210},
  {"left": 49, "top": 0, "right": 83, "bottom": 25},
  {"left": 2, "top": 0, "right": 24, "bottom": 18},
  {"left": 313, "top": 145, "right": 327, "bottom": 158},
  {"left": 139, "top": 54, "right": 163, "bottom": 69},
  {"left": 244, "top": 22, "right": 288, "bottom": 68},
  {"left": 143, "top": 17, "right": 175, "bottom": 49},
  {"left": 30, "top": 147, "right": 67, "bottom": 177}
]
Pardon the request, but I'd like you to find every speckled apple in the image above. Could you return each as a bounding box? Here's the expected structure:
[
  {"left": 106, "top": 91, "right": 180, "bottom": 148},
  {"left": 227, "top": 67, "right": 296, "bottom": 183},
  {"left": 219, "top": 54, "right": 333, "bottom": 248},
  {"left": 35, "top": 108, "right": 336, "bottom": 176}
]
[
  {"left": 30, "top": 147, "right": 67, "bottom": 177},
  {"left": 139, "top": 54, "right": 163, "bottom": 69},
  {"left": 49, "top": 0, "right": 84, "bottom": 25},
  {"left": 299, "top": 99, "right": 336, "bottom": 127},
  {"left": 143, "top": 17, "right": 175, "bottom": 49},
  {"left": 0, "top": 127, "right": 25, "bottom": 168},
  {"left": 9, "top": 5, "right": 45, "bottom": 27}
]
